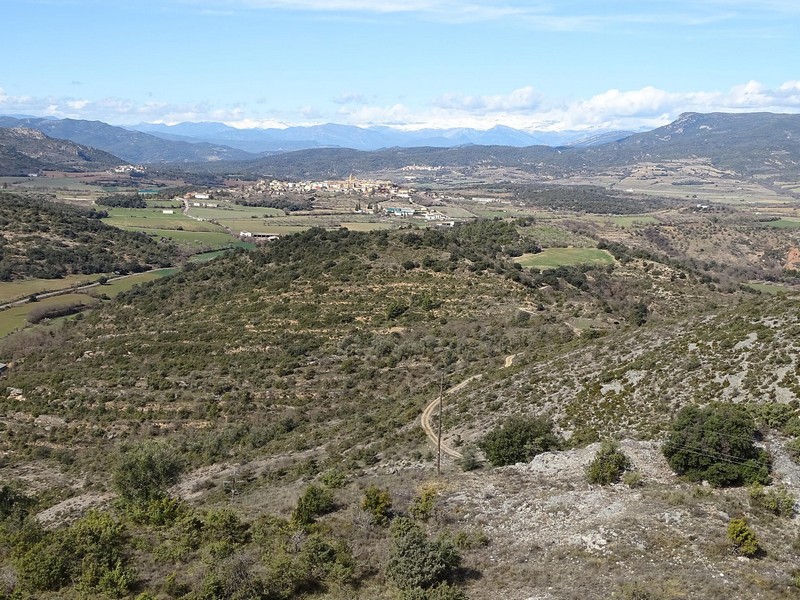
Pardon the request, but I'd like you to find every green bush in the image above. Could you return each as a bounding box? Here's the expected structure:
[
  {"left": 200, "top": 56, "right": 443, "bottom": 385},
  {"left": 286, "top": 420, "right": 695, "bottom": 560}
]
[
  {"left": 479, "top": 416, "right": 561, "bottom": 466},
  {"left": 586, "top": 440, "right": 631, "bottom": 485},
  {"left": 361, "top": 485, "right": 392, "bottom": 526},
  {"left": 409, "top": 485, "right": 438, "bottom": 522},
  {"left": 126, "top": 496, "right": 187, "bottom": 527},
  {"left": 291, "top": 484, "right": 334, "bottom": 527},
  {"left": 112, "top": 441, "right": 184, "bottom": 506},
  {"left": 13, "top": 511, "right": 135, "bottom": 595},
  {"left": 727, "top": 518, "right": 760, "bottom": 557},
  {"left": 386, "top": 518, "right": 461, "bottom": 592},
  {"left": 0, "top": 485, "right": 32, "bottom": 523},
  {"left": 786, "top": 437, "right": 800, "bottom": 463},
  {"left": 662, "top": 404, "right": 770, "bottom": 487},
  {"left": 748, "top": 483, "right": 796, "bottom": 517}
]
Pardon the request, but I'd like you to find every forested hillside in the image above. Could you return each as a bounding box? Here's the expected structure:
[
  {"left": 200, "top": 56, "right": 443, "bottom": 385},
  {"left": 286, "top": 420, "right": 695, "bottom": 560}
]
[
  {"left": 0, "top": 194, "right": 178, "bottom": 280},
  {"left": 1, "top": 221, "right": 800, "bottom": 598}
]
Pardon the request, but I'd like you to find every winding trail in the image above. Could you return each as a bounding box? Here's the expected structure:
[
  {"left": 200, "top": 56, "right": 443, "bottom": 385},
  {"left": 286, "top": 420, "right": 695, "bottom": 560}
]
[
  {"left": 421, "top": 353, "right": 521, "bottom": 460},
  {"left": 420, "top": 374, "right": 482, "bottom": 460}
]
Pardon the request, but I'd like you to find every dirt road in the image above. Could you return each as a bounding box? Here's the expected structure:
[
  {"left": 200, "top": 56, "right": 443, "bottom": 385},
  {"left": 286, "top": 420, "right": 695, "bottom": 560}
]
[{"left": 420, "top": 374, "right": 483, "bottom": 460}]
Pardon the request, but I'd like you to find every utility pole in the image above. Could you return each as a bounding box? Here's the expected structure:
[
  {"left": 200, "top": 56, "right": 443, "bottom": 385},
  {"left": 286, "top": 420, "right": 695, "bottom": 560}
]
[
  {"left": 437, "top": 374, "right": 444, "bottom": 476},
  {"left": 223, "top": 466, "right": 239, "bottom": 501}
]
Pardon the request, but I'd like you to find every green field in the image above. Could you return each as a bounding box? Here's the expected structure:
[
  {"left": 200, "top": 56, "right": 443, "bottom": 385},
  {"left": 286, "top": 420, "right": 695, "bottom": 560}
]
[
  {"left": 9, "top": 177, "right": 106, "bottom": 192},
  {"left": 188, "top": 206, "right": 284, "bottom": 220},
  {"left": 0, "top": 293, "right": 99, "bottom": 337},
  {"left": 515, "top": 247, "right": 616, "bottom": 269},
  {"left": 145, "top": 199, "right": 183, "bottom": 209},
  {"left": 102, "top": 208, "right": 224, "bottom": 232},
  {"left": 123, "top": 228, "right": 241, "bottom": 248},
  {"left": 761, "top": 218, "right": 800, "bottom": 229},
  {"left": 230, "top": 222, "right": 310, "bottom": 235},
  {"left": 0, "top": 274, "right": 103, "bottom": 303},
  {"left": 745, "top": 282, "right": 795, "bottom": 295},
  {"left": 98, "top": 269, "right": 179, "bottom": 297}
]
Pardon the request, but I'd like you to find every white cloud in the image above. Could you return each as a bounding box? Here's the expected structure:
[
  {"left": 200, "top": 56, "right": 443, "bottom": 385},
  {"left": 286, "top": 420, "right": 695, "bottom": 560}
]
[
  {"left": 66, "top": 99, "right": 91, "bottom": 110},
  {"left": 434, "top": 86, "right": 544, "bottom": 113},
  {"left": 3, "top": 80, "right": 800, "bottom": 132}
]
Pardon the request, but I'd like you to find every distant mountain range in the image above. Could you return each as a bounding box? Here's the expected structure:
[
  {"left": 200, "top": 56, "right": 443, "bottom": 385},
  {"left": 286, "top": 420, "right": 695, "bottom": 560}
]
[
  {"left": 1, "top": 112, "right": 798, "bottom": 181},
  {"left": 0, "top": 117, "right": 254, "bottom": 164},
  {"left": 132, "top": 121, "right": 636, "bottom": 153},
  {"left": 0, "top": 115, "right": 636, "bottom": 163},
  {"left": 0, "top": 127, "right": 122, "bottom": 175},
  {"left": 221, "top": 112, "right": 800, "bottom": 180}
]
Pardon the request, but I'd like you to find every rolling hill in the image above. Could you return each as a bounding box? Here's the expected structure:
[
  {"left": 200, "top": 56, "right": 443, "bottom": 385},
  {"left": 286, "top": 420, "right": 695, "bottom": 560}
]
[
  {"left": 0, "top": 116, "right": 257, "bottom": 164},
  {"left": 4, "top": 218, "right": 800, "bottom": 598},
  {"left": 0, "top": 127, "right": 123, "bottom": 174},
  {"left": 215, "top": 112, "right": 800, "bottom": 180}
]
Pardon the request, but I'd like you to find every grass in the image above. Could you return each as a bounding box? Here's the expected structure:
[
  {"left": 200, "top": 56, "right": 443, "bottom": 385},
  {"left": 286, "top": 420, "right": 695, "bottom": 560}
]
[
  {"left": 102, "top": 208, "right": 224, "bottom": 232},
  {"left": 98, "top": 269, "right": 179, "bottom": 297},
  {"left": 8, "top": 177, "right": 106, "bottom": 192},
  {"left": 145, "top": 199, "right": 183, "bottom": 209},
  {"left": 226, "top": 222, "right": 310, "bottom": 235},
  {"left": 515, "top": 247, "right": 616, "bottom": 269},
  {"left": 0, "top": 275, "right": 104, "bottom": 303},
  {"left": 0, "top": 293, "right": 99, "bottom": 337},
  {"left": 188, "top": 206, "right": 284, "bottom": 220},
  {"left": 745, "top": 282, "right": 794, "bottom": 294},
  {"left": 124, "top": 228, "right": 241, "bottom": 248},
  {"left": 761, "top": 219, "right": 800, "bottom": 229}
]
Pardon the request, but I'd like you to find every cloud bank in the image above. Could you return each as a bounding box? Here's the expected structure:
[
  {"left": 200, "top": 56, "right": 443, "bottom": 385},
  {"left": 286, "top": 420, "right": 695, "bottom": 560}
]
[{"left": 2, "top": 80, "right": 800, "bottom": 131}]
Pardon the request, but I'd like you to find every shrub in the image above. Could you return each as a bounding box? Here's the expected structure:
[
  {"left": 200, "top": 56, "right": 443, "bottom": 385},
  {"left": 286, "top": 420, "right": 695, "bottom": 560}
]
[
  {"left": 0, "top": 485, "right": 32, "bottom": 523},
  {"left": 586, "top": 440, "right": 631, "bottom": 485},
  {"left": 727, "top": 518, "right": 760, "bottom": 557},
  {"left": 125, "top": 496, "right": 187, "bottom": 527},
  {"left": 112, "top": 441, "right": 184, "bottom": 506},
  {"left": 14, "top": 511, "right": 135, "bottom": 595},
  {"left": 361, "top": 485, "right": 392, "bottom": 526},
  {"left": 292, "top": 484, "right": 334, "bottom": 527},
  {"left": 318, "top": 468, "right": 347, "bottom": 489},
  {"left": 748, "top": 483, "right": 796, "bottom": 517},
  {"left": 386, "top": 518, "right": 461, "bottom": 592},
  {"left": 786, "top": 437, "right": 800, "bottom": 463},
  {"left": 479, "top": 416, "right": 561, "bottom": 466},
  {"left": 622, "top": 471, "right": 644, "bottom": 488},
  {"left": 662, "top": 404, "right": 771, "bottom": 487},
  {"left": 409, "top": 485, "right": 438, "bottom": 522},
  {"left": 200, "top": 554, "right": 263, "bottom": 600},
  {"left": 458, "top": 445, "right": 480, "bottom": 471}
]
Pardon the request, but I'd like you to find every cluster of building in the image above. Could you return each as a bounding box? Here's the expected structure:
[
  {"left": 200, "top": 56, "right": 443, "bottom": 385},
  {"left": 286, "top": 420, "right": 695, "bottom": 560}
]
[{"left": 246, "top": 176, "right": 406, "bottom": 198}]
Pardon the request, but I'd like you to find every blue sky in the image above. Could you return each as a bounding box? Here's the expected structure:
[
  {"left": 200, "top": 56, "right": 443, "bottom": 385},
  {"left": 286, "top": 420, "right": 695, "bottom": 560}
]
[{"left": 2, "top": 0, "right": 799, "bottom": 131}]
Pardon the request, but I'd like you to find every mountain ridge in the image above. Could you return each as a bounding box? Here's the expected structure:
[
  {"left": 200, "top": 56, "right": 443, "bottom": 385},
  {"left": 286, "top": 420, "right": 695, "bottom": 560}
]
[{"left": 0, "top": 126, "right": 123, "bottom": 174}]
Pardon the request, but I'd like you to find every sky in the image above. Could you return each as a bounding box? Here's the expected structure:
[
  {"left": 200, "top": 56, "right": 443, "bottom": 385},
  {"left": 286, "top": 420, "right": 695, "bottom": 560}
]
[{"left": 1, "top": 0, "right": 799, "bottom": 132}]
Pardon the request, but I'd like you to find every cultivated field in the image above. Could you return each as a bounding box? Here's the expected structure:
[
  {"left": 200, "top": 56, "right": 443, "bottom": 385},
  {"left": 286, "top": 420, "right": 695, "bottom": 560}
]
[
  {"left": 0, "top": 293, "right": 99, "bottom": 337},
  {"left": 0, "top": 274, "right": 101, "bottom": 303}
]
